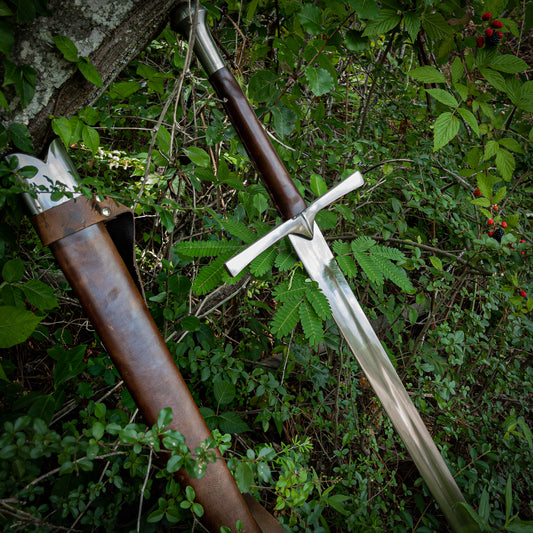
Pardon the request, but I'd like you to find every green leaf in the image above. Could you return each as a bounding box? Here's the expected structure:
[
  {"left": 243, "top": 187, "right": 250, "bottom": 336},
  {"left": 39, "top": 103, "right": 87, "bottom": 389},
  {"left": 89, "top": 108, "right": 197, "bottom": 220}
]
[
  {"left": 457, "top": 108, "right": 479, "bottom": 136},
  {"left": 471, "top": 197, "right": 491, "bottom": 208},
  {"left": 490, "top": 54, "right": 529, "bottom": 74},
  {"left": 249, "top": 247, "right": 277, "bottom": 277},
  {"left": 484, "top": 140, "right": 499, "bottom": 160},
  {"left": 408, "top": 66, "right": 446, "bottom": 84},
  {"left": 344, "top": 29, "right": 367, "bottom": 51},
  {"left": 192, "top": 255, "right": 231, "bottom": 295},
  {"left": 297, "top": 4, "right": 322, "bottom": 35},
  {"left": 82, "top": 125, "right": 100, "bottom": 153},
  {"left": 155, "top": 126, "right": 171, "bottom": 155},
  {"left": 299, "top": 299, "right": 323, "bottom": 346},
  {"left": 217, "top": 411, "right": 250, "bottom": 434},
  {"left": 499, "top": 137, "right": 522, "bottom": 153},
  {"left": 433, "top": 112, "right": 460, "bottom": 150},
  {"left": 348, "top": 0, "right": 380, "bottom": 20},
  {"left": 479, "top": 68, "right": 507, "bottom": 93},
  {"left": 492, "top": 186, "right": 506, "bottom": 204},
  {"left": 271, "top": 297, "right": 301, "bottom": 337},
  {"left": 53, "top": 35, "right": 79, "bottom": 62},
  {"left": 78, "top": 57, "right": 103, "bottom": 87},
  {"left": 21, "top": 279, "right": 58, "bottom": 310},
  {"left": 403, "top": 12, "right": 421, "bottom": 42},
  {"left": 518, "top": 81, "right": 533, "bottom": 112},
  {"left": 8, "top": 123, "right": 34, "bottom": 152},
  {"left": 506, "top": 521, "right": 533, "bottom": 533},
  {"left": 271, "top": 105, "right": 297, "bottom": 139},
  {"left": 479, "top": 489, "right": 490, "bottom": 522},
  {"left": 305, "top": 66, "right": 334, "bottom": 97},
  {"left": 374, "top": 255, "right": 414, "bottom": 293},
  {"left": 157, "top": 407, "right": 173, "bottom": 428},
  {"left": 47, "top": 344, "right": 87, "bottom": 388},
  {"left": 305, "top": 286, "right": 331, "bottom": 320},
  {"left": 425, "top": 88, "right": 458, "bottom": 108},
  {"left": 234, "top": 461, "right": 254, "bottom": 492},
  {"left": 214, "top": 380, "right": 235, "bottom": 406},
  {"left": 505, "top": 474, "right": 513, "bottom": 523},
  {"left": 310, "top": 173, "right": 327, "bottom": 196},
  {"left": 174, "top": 240, "right": 241, "bottom": 258},
  {"left": 0, "top": 20, "right": 14, "bottom": 55},
  {"left": 496, "top": 148, "right": 515, "bottom": 181},
  {"left": 0, "top": 306, "right": 42, "bottom": 348},
  {"left": 52, "top": 117, "right": 73, "bottom": 148},
  {"left": 109, "top": 80, "right": 140, "bottom": 99},
  {"left": 2, "top": 257, "right": 24, "bottom": 282},
  {"left": 362, "top": 9, "right": 401, "bottom": 36},
  {"left": 421, "top": 12, "right": 454, "bottom": 41},
  {"left": 184, "top": 146, "right": 211, "bottom": 168}
]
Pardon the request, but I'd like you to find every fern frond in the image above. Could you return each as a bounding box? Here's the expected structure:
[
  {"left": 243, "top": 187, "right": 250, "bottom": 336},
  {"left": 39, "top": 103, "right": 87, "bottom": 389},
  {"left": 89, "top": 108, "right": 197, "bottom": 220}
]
[
  {"left": 271, "top": 297, "right": 301, "bottom": 337},
  {"left": 175, "top": 240, "right": 242, "bottom": 258},
  {"left": 353, "top": 250, "right": 384, "bottom": 285},
  {"left": 192, "top": 254, "right": 231, "bottom": 295},
  {"left": 299, "top": 299, "right": 323, "bottom": 346},
  {"left": 273, "top": 271, "right": 308, "bottom": 302},
  {"left": 250, "top": 247, "right": 277, "bottom": 277},
  {"left": 305, "top": 284, "right": 331, "bottom": 320},
  {"left": 275, "top": 250, "right": 298, "bottom": 271},
  {"left": 332, "top": 240, "right": 351, "bottom": 255},
  {"left": 210, "top": 212, "right": 257, "bottom": 244},
  {"left": 374, "top": 255, "right": 415, "bottom": 293},
  {"left": 351, "top": 236, "right": 376, "bottom": 254},
  {"left": 372, "top": 245, "right": 406, "bottom": 262}
]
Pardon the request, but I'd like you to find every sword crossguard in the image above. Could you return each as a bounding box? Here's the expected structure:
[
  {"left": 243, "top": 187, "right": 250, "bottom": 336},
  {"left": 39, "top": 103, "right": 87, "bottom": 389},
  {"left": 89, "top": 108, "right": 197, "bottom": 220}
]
[{"left": 225, "top": 171, "right": 364, "bottom": 276}]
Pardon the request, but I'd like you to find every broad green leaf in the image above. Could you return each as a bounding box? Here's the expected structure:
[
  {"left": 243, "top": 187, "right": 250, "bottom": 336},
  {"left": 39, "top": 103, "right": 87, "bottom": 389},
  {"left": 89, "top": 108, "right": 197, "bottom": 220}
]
[
  {"left": 429, "top": 256, "right": 443, "bottom": 270},
  {"left": 362, "top": 9, "right": 401, "bottom": 36},
  {"left": 0, "top": 361, "right": 8, "bottom": 382},
  {"left": 0, "top": 20, "right": 14, "bottom": 55},
  {"left": 21, "top": 279, "right": 58, "bottom": 310},
  {"left": 348, "top": 0, "right": 379, "bottom": 20},
  {"left": 495, "top": 148, "right": 515, "bottom": 181},
  {"left": 491, "top": 54, "right": 528, "bottom": 74},
  {"left": 484, "top": 140, "right": 499, "bottom": 160},
  {"left": 156, "top": 126, "right": 171, "bottom": 155},
  {"left": 249, "top": 70, "right": 278, "bottom": 103},
  {"left": 297, "top": 4, "right": 322, "bottom": 35},
  {"left": 479, "top": 68, "right": 507, "bottom": 93},
  {"left": 82, "top": 125, "right": 100, "bottom": 153},
  {"left": 492, "top": 186, "right": 506, "bottom": 204},
  {"left": 2, "top": 257, "right": 24, "bottom": 282},
  {"left": 52, "top": 116, "right": 73, "bottom": 147},
  {"left": 479, "top": 490, "right": 490, "bottom": 522},
  {"left": 408, "top": 66, "right": 446, "bottom": 84},
  {"left": 451, "top": 56, "right": 463, "bottom": 84},
  {"left": 310, "top": 173, "right": 327, "bottom": 196},
  {"left": 53, "top": 34, "right": 78, "bottom": 62},
  {"left": 433, "top": 112, "right": 460, "bottom": 151},
  {"left": 477, "top": 173, "right": 498, "bottom": 200},
  {"left": 425, "top": 88, "right": 458, "bottom": 108},
  {"left": 0, "top": 306, "right": 42, "bottom": 348},
  {"left": 78, "top": 57, "right": 103, "bottom": 87},
  {"left": 217, "top": 411, "right": 250, "bottom": 434},
  {"left": 457, "top": 108, "right": 479, "bottom": 136},
  {"left": 271, "top": 105, "right": 297, "bottom": 138},
  {"left": 305, "top": 66, "right": 334, "bottom": 97},
  {"left": 8, "top": 123, "right": 34, "bottom": 152},
  {"left": 518, "top": 81, "right": 533, "bottom": 112},
  {"left": 505, "top": 521, "right": 533, "bottom": 533},
  {"left": 403, "top": 12, "right": 421, "bottom": 42},
  {"left": 235, "top": 462, "right": 254, "bottom": 492},
  {"left": 471, "top": 197, "right": 491, "bottom": 208},
  {"left": 184, "top": 146, "right": 211, "bottom": 168},
  {"left": 499, "top": 137, "right": 522, "bottom": 153},
  {"left": 47, "top": 344, "right": 87, "bottom": 388},
  {"left": 421, "top": 12, "right": 454, "bottom": 41},
  {"left": 109, "top": 80, "right": 140, "bottom": 99},
  {"left": 214, "top": 380, "right": 235, "bottom": 406},
  {"left": 344, "top": 29, "right": 367, "bottom": 51}
]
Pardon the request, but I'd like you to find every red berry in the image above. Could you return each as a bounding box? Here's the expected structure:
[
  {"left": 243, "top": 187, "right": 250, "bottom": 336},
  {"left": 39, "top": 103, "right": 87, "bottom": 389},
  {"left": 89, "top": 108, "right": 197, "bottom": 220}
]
[
  {"left": 497, "top": 31, "right": 503, "bottom": 39},
  {"left": 476, "top": 36, "right": 485, "bottom": 48},
  {"left": 491, "top": 20, "right": 503, "bottom": 28},
  {"left": 488, "top": 231, "right": 494, "bottom": 237},
  {"left": 520, "top": 239, "right": 526, "bottom": 243},
  {"left": 488, "top": 219, "right": 494, "bottom": 226},
  {"left": 474, "top": 188, "right": 482, "bottom": 196},
  {"left": 519, "top": 290, "right": 527, "bottom": 298},
  {"left": 501, "top": 221, "right": 508, "bottom": 228},
  {"left": 492, "top": 205, "right": 499, "bottom": 211},
  {"left": 481, "top": 12, "right": 492, "bottom": 21},
  {"left": 485, "top": 28, "right": 494, "bottom": 37}
]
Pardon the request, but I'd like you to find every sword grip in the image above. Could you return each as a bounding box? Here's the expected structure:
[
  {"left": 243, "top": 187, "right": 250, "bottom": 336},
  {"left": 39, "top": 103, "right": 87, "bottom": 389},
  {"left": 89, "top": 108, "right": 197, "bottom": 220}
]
[{"left": 50, "top": 223, "right": 260, "bottom": 533}]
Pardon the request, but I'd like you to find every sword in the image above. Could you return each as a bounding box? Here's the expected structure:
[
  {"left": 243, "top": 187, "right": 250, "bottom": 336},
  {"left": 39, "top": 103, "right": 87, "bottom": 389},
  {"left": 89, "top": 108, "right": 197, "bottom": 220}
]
[{"left": 171, "top": 4, "right": 480, "bottom": 532}]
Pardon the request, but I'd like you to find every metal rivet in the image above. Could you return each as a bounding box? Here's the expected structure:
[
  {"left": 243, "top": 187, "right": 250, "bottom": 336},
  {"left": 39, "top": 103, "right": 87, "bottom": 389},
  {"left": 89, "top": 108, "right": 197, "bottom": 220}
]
[{"left": 101, "top": 207, "right": 111, "bottom": 216}]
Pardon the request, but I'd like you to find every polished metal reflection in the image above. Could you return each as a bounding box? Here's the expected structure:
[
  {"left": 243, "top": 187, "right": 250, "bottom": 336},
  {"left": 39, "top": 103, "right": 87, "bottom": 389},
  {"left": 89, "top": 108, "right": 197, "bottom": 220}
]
[
  {"left": 7, "top": 139, "right": 81, "bottom": 215},
  {"left": 171, "top": 3, "right": 225, "bottom": 77},
  {"left": 225, "top": 171, "right": 363, "bottom": 276}
]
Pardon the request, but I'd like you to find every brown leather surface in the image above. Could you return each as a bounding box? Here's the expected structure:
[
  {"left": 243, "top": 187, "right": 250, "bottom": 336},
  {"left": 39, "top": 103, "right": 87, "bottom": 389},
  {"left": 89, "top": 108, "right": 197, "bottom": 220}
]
[
  {"left": 209, "top": 67, "right": 306, "bottom": 220},
  {"left": 50, "top": 223, "right": 261, "bottom": 533},
  {"left": 31, "top": 195, "right": 131, "bottom": 246}
]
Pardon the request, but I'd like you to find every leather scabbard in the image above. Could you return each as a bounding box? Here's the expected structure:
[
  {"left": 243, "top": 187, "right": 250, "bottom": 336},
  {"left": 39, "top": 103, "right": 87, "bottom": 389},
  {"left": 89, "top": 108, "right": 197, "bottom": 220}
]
[{"left": 32, "top": 201, "right": 263, "bottom": 533}]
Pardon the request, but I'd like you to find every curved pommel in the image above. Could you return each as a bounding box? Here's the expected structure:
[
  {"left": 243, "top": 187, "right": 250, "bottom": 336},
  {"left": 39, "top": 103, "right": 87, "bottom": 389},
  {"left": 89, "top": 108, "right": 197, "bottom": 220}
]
[{"left": 170, "top": 2, "right": 224, "bottom": 76}]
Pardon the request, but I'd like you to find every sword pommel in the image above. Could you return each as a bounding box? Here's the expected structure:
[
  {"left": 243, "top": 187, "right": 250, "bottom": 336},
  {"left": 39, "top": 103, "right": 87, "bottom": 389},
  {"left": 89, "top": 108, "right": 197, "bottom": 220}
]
[{"left": 225, "top": 171, "right": 364, "bottom": 276}]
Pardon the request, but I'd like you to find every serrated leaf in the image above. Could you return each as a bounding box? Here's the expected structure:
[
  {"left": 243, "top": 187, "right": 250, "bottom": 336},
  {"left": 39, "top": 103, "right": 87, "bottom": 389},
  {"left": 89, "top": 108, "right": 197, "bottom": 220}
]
[
  {"left": 518, "top": 81, "right": 533, "bottom": 112},
  {"left": 457, "top": 108, "right": 479, "bottom": 136},
  {"left": 53, "top": 34, "right": 78, "bottom": 62},
  {"left": 421, "top": 12, "right": 454, "bottom": 41},
  {"left": 433, "top": 112, "right": 460, "bottom": 150},
  {"left": 428, "top": 87, "right": 457, "bottom": 108},
  {"left": 362, "top": 9, "right": 401, "bottom": 36},
  {"left": 218, "top": 411, "right": 250, "bottom": 434},
  {"left": 477, "top": 173, "right": 497, "bottom": 199},
  {"left": 484, "top": 140, "right": 499, "bottom": 160},
  {"left": 492, "top": 186, "right": 506, "bottom": 204},
  {"left": 78, "top": 57, "right": 103, "bottom": 87},
  {"left": 408, "top": 65, "right": 445, "bottom": 84},
  {"left": 450, "top": 56, "right": 463, "bottom": 84},
  {"left": 348, "top": 0, "right": 379, "bottom": 20},
  {"left": 271, "top": 105, "right": 296, "bottom": 139},
  {"left": 297, "top": 4, "right": 322, "bottom": 35},
  {"left": 22, "top": 279, "right": 58, "bottom": 310},
  {"left": 305, "top": 66, "right": 334, "bottom": 97},
  {"left": 403, "top": 12, "right": 421, "bottom": 42},
  {"left": 495, "top": 148, "right": 515, "bottom": 181},
  {"left": 299, "top": 299, "right": 323, "bottom": 346},
  {"left": 271, "top": 297, "right": 301, "bottom": 337},
  {"left": 479, "top": 68, "right": 507, "bottom": 93},
  {"left": 491, "top": 54, "right": 528, "bottom": 74},
  {"left": 2, "top": 257, "right": 24, "bottom": 282},
  {"left": 471, "top": 197, "right": 491, "bottom": 207},
  {"left": 0, "top": 306, "right": 42, "bottom": 348},
  {"left": 48, "top": 344, "right": 87, "bottom": 388},
  {"left": 213, "top": 380, "right": 235, "bottom": 406},
  {"left": 499, "top": 137, "right": 522, "bottom": 153}
]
